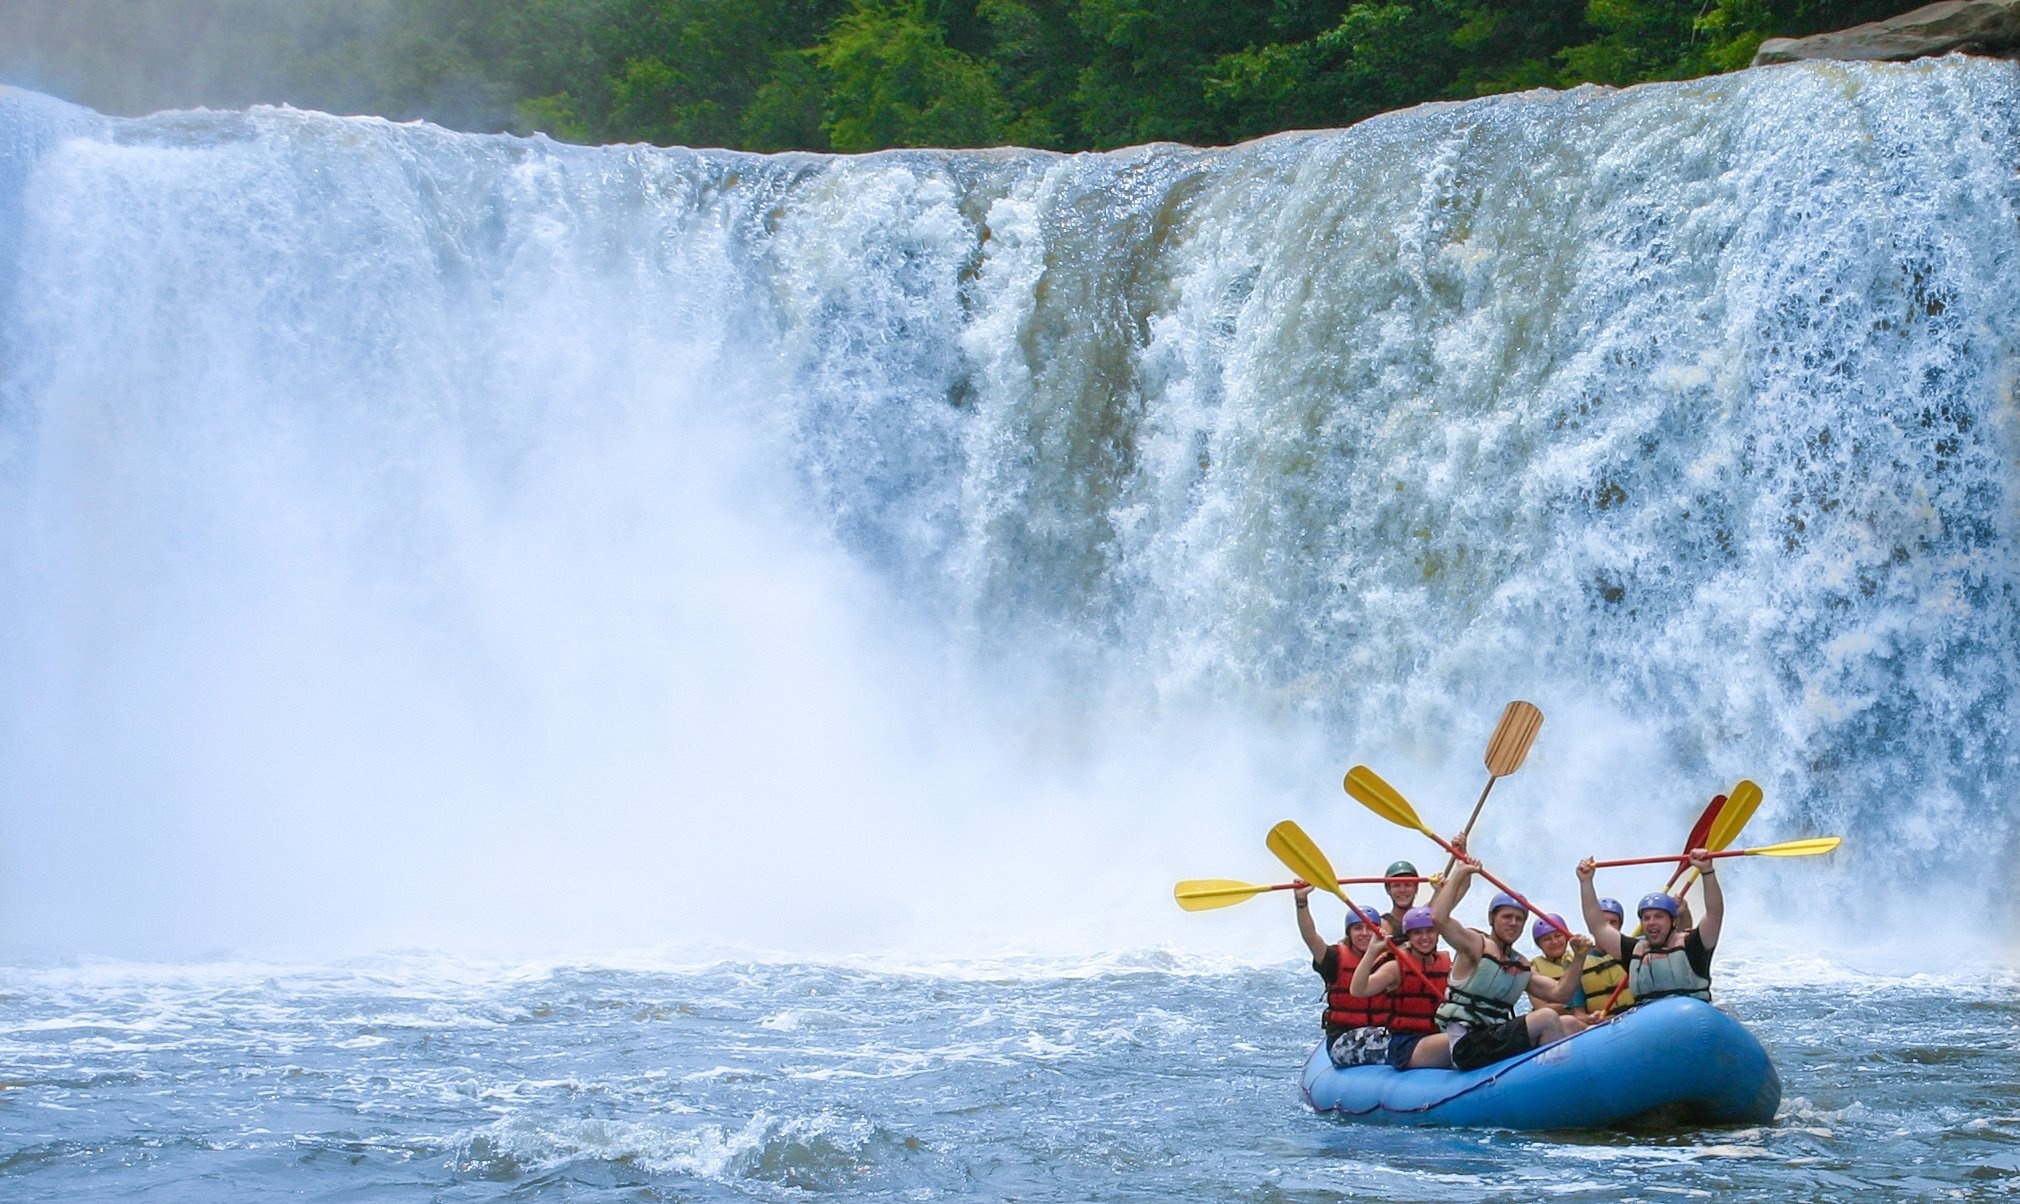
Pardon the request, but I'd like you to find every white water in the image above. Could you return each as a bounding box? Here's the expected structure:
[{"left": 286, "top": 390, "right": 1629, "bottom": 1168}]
[{"left": 2, "top": 59, "right": 2018, "bottom": 965}]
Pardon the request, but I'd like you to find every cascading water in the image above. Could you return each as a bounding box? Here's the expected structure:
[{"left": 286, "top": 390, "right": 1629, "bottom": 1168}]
[{"left": 3, "top": 57, "right": 2019, "bottom": 966}]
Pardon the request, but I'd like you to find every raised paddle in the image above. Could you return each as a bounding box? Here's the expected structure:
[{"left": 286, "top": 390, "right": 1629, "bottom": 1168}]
[
  {"left": 1343, "top": 764, "right": 1572, "bottom": 938},
  {"left": 1174, "top": 875, "right": 1430, "bottom": 912},
  {"left": 1672, "top": 779, "right": 1763, "bottom": 898},
  {"left": 1436, "top": 700, "right": 1545, "bottom": 881},
  {"left": 1667, "top": 793, "right": 1726, "bottom": 890},
  {"left": 1266, "top": 820, "right": 1354, "bottom": 908},
  {"left": 1266, "top": 820, "right": 1429, "bottom": 974},
  {"left": 1599, "top": 779, "right": 1764, "bottom": 1015},
  {"left": 1587, "top": 837, "right": 1841, "bottom": 868}
]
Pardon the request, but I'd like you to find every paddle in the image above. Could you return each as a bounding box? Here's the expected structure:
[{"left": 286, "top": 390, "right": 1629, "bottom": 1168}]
[
  {"left": 1598, "top": 779, "right": 1763, "bottom": 1015},
  {"left": 1587, "top": 837, "right": 1841, "bottom": 868},
  {"left": 1673, "top": 779, "right": 1762, "bottom": 899},
  {"left": 1174, "top": 875, "right": 1430, "bottom": 912},
  {"left": 1343, "top": 764, "right": 1572, "bottom": 938},
  {"left": 1266, "top": 820, "right": 1428, "bottom": 974},
  {"left": 1436, "top": 700, "right": 1545, "bottom": 881},
  {"left": 1666, "top": 793, "right": 1726, "bottom": 892}
]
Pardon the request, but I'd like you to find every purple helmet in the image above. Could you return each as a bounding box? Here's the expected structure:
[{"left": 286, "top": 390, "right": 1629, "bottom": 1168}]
[
  {"left": 1598, "top": 897, "right": 1624, "bottom": 920},
  {"left": 1532, "top": 913, "right": 1567, "bottom": 940},
  {"left": 1402, "top": 907, "right": 1436, "bottom": 933},
  {"left": 1348, "top": 906, "right": 1383, "bottom": 931},
  {"left": 1638, "top": 892, "right": 1680, "bottom": 918},
  {"left": 1488, "top": 891, "right": 1526, "bottom": 918}
]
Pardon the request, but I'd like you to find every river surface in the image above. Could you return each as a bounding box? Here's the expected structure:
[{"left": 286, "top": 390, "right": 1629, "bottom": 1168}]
[{"left": 2, "top": 955, "right": 2014, "bottom": 1200}]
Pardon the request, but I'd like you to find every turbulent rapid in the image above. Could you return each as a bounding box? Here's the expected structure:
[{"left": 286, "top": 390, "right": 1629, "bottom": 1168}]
[{"left": 2, "top": 53, "right": 2020, "bottom": 1200}]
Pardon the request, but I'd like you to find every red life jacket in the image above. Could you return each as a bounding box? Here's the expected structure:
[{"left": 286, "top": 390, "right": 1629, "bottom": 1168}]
[
  {"left": 1386, "top": 949, "right": 1451, "bottom": 1035},
  {"left": 1323, "top": 943, "right": 1394, "bottom": 1030}
]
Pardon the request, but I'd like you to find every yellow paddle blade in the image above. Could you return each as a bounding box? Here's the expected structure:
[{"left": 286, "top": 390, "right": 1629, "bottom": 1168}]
[
  {"left": 1173, "top": 879, "right": 1270, "bottom": 911},
  {"left": 1748, "top": 836, "right": 1842, "bottom": 858},
  {"left": 1343, "top": 765, "right": 1431, "bottom": 835},
  {"left": 1706, "top": 780, "right": 1762, "bottom": 851},
  {"left": 1266, "top": 821, "right": 1350, "bottom": 905},
  {"left": 1483, "top": 701, "right": 1544, "bottom": 777}
]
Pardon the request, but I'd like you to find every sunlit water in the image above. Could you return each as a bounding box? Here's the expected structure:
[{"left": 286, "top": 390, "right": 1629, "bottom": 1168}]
[{"left": 3, "top": 957, "right": 2015, "bottom": 1200}]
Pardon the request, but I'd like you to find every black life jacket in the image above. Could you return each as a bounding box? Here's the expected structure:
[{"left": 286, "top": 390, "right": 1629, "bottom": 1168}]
[{"left": 1323, "top": 942, "right": 1394, "bottom": 1030}]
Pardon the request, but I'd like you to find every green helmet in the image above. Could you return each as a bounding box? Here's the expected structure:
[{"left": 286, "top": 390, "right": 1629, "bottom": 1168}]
[{"left": 1385, "top": 860, "right": 1418, "bottom": 878}]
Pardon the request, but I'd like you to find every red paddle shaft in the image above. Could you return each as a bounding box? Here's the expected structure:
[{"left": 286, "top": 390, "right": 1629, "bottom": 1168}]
[
  {"left": 1427, "top": 833, "right": 1573, "bottom": 938},
  {"left": 1591, "top": 849, "right": 1743, "bottom": 869}
]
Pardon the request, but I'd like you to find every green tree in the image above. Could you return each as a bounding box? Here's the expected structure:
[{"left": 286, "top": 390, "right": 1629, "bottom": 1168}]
[{"left": 814, "top": 0, "right": 1009, "bottom": 150}]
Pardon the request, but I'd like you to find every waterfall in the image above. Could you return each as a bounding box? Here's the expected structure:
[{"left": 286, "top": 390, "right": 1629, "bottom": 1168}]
[{"left": 3, "top": 59, "right": 2017, "bottom": 963}]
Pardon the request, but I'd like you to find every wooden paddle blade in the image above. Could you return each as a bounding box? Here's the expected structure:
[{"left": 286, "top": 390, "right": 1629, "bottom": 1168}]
[
  {"left": 1266, "top": 821, "right": 1349, "bottom": 904},
  {"left": 1343, "top": 765, "right": 1428, "bottom": 833},
  {"left": 1706, "top": 780, "right": 1763, "bottom": 851},
  {"left": 1482, "top": 700, "right": 1544, "bottom": 777},
  {"left": 1173, "top": 879, "right": 1269, "bottom": 910},
  {"left": 1749, "top": 836, "right": 1842, "bottom": 858}
]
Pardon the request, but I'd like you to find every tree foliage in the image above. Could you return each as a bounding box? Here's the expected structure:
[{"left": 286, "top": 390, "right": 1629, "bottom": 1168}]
[{"left": 0, "top": 0, "right": 1932, "bottom": 153}]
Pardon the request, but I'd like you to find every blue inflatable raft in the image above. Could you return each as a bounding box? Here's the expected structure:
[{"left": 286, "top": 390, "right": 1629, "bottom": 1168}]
[{"left": 1301, "top": 997, "right": 1780, "bottom": 1129}]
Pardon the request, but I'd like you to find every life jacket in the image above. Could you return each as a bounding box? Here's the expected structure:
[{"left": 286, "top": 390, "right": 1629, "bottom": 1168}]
[
  {"left": 1323, "top": 942, "right": 1394, "bottom": 1030},
  {"left": 1580, "top": 952, "right": 1633, "bottom": 1013},
  {"left": 1386, "top": 948, "right": 1450, "bottom": 1035},
  {"left": 1626, "top": 932, "right": 1712, "bottom": 1002},
  {"left": 1435, "top": 937, "right": 1532, "bottom": 1029}
]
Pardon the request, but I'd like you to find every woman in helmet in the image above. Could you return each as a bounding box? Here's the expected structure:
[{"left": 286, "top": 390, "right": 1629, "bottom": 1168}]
[
  {"left": 1429, "top": 845, "right": 1592, "bottom": 1071},
  {"left": 1348, "top": 905, "right": 1454, "bottom": 1068},
  {"left": 1526, "top": 913, "right": 1586, "bottom": 1014},
  {"left": 1576, "top": 848, "right": 1721, "bottom": 1005},
  {"left": 1294, "top": 884, "right": 1396, "bottom": 1065}
]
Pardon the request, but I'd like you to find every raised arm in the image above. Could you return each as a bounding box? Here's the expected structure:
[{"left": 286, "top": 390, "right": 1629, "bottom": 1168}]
[
  {"left": 1350, "top": 943, "right": 1403, "bottom": 998},
  {"left": 1294, "top": 883, "right": 1327, "bottom": 962},
  {"left": 1689, "top": 849, "right": 1723, "bottom": 950},
  {"left": 1431, "top": 854, "right": 1486, "bottom": 962},
  {"left": 1577, "top": 857, "right": 1625, "bottom": 961}
]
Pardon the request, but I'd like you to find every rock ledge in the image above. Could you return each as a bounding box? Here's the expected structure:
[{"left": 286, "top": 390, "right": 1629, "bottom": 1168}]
[{"left": 1752, "top": 0, "right": 2020, "bottom": 67}]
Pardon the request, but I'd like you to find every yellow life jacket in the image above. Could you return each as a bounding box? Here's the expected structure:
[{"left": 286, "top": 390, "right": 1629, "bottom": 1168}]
[{"left": 1580, "top": 952, "right": 1633, "bottom": 1013}]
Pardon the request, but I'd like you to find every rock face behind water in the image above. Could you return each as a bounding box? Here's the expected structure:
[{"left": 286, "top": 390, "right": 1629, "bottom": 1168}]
[{"left": 1753, "top": 0, "right": 2020, "bottom": 66}]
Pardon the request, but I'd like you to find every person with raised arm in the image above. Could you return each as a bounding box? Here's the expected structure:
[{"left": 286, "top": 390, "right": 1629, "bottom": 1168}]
[
  {"left": 1294, "top": 884, "right": 1395, "bottom": 1066},
  {"left": 1571, "top": 897, "right": 1634, "bottom": 1017},
  {"left": 1431, "top": 838, "right": 1591, "bottom": 1071},
  {"left": 1347, "top": 906, "right": 1453, "bottom": 1068},
  {"left": 1578, "top": 849, "right": 1720, "bottom": 1005}
]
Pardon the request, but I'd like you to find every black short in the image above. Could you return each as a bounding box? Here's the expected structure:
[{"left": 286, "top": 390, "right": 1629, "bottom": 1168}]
[{"left": 1450, "top": 1016, "right": 1533, "bottom": 1071}]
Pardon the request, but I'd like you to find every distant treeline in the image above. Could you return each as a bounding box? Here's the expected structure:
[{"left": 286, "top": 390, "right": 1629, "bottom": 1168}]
[{"left": 0, "top": 0, "right": 1915, "bottom": 151}]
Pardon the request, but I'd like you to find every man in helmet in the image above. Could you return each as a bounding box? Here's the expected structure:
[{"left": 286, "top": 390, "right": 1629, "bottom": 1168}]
[
  {"left": 1378, "top": 860, "right": 1423, "bottom": 938},
  {"left": 1573, "top": 897, "right": 1634, "bottom": 1018},
  {"left": 1429, "top": 844, "right": 1592, "bottom": 1071},
  {"left": 1294, "top": 884, "right": 1396, "bottom": 1066},
  {"left": 1348, "top": 905, "right": 1453, "bottom": 1068},
  {"left": 1576, "top": 848, "right": 1720, "bottom": 1005}
]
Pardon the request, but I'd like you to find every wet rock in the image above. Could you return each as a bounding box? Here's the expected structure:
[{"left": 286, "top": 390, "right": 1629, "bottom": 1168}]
[{"left": 1752, "top": 0, "right": 2020, "bottom": 67}]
